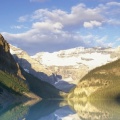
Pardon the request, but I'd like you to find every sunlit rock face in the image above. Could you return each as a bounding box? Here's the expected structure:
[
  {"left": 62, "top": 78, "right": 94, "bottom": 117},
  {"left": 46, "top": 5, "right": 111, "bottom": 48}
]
[
  {"left": 10, "top": 44, "right": 53, "bottom": 82},
  {"left": 0, "top": 34, "right": 24, "bottom": 79}
]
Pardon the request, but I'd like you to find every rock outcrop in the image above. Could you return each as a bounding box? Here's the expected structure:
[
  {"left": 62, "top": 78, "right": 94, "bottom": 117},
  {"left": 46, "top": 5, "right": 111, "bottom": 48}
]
[{"left": 0, "top": 34, "right": 24, "bottom": 79}]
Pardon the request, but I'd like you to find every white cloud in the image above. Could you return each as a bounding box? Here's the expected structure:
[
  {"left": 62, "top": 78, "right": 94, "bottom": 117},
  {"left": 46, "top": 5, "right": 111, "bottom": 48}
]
[
  {"left": 84, "top": 21, "right": 102, "bottom": 28},
  {"left": 116, "top": 38, "right": 120, "bottom": 41},
  {"left": 106, "top": 2, "right": 120, "bottom": 6},
  {"left": 31, "top": 4, "right": 104, "bottom": 28},
  {"left": 2, "top": 27, "right": 109, "bottom": 55},
  {"left": 19, "top": 2, "right": 120, "bottom": 28},
  {"left": 11, "top": 25, "right": 27, "bottom": 29},
  {"left": 18, "top": 15, "right": 29, "bottom": 22},
  {"left": 2, "top": 2, "right": 120, "bottom": 54},
  {"left": 107, "top": 19, "right": 120, "bottom": 25},
  {"left": 32, "top": 22, "right": 63, "bottom": 33}
]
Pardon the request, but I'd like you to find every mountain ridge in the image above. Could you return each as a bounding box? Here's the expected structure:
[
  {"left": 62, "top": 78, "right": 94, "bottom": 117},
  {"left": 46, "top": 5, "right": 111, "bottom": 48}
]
[
  {"left": 10, "top": 44, "right": 120, "bottom": 92},
  {"left": 0, "top": 34, "right": 62, "bottom": 101},
  {"left": 68, "top": 58, "right": 120, "bottom": 100},
  {"left": 0, "top": 34, "right": 25, "bottom": 80}
]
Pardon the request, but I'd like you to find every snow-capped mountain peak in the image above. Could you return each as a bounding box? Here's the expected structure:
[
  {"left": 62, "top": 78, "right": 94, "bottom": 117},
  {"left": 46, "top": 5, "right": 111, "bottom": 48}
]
[
  {"left": 10, "top": 45, "right": 120, "bottom": 92},
  {"left": 31, "top": 46, "right": 119, "bottom": 70}
]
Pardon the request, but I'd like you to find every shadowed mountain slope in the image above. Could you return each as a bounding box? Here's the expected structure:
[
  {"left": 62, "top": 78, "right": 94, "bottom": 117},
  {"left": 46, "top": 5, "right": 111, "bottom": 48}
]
[
  {"left": 0, "top": 34, "right": 29, "bottom": 95},
  {"left": 0, "top": 34, "right": 62, "bottom": 100}
]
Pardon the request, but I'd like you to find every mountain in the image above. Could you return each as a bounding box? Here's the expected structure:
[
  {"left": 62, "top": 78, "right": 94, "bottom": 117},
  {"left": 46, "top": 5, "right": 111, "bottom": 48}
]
[
  {"left": 0, "top": 34, "right": 30, "bottom": 108},
  {"left": 0, "top": 34, "right": 62, "bottom": 102},
  {"left": 0, "top": 34, "right": 25, "bottom": 79},
  {"left": 21, "top": 69, "right": 63, "bottom": 99},
  {"left": 68, "top": 58, "right": 120, "bottom": 100},
  {"left": 10, "top": 44, "right": 120, "bottom": 92},
  {"left": 0, "top": 34, "right": 29, "bottom": 94},
  {"left": 10, "top": 45, "right": 75, "bottom": 92}
]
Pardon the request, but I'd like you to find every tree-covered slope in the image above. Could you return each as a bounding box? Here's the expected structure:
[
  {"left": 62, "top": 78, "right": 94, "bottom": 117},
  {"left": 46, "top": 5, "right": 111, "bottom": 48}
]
[
  {"left": 69, "top": 59, "right": 120, "bottom": 100},
  {"left": 22, "top": 69, "right": 62, "bottom": 99},
  {"left": 0, "top": 34, "right": 29, "bottom": 95},
  {"left": 0, "top": 70, "right": 29, "bottom": 94}
]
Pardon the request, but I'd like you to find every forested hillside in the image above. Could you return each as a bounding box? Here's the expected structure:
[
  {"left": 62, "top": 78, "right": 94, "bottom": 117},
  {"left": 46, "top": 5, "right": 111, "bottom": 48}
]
[{"left": 69, "top": 59, "right": 120, "bottom": 100}]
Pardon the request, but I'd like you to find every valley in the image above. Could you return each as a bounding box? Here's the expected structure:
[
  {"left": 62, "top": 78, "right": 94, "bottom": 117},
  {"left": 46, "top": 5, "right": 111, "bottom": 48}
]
[
  {"left": 0, "top": 33, "right": 120, "bottom": 120},
  {"left": 10, "top": 44, "right": 120, "bottom": 92},
  {"left": 0, "top": 34, "right": 62, "bottom": 108}
]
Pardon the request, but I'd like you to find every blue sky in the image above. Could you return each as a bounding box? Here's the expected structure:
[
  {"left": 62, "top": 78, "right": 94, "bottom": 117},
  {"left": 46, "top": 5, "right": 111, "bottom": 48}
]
[{"left": 1, "top": 0, "right": 120, "bottom": 55}]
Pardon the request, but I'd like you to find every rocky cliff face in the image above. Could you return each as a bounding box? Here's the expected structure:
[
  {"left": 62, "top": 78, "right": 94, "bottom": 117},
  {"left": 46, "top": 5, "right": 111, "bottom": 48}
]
[{"left": 0, "top": 34, "right": 24, "bottom": 79}]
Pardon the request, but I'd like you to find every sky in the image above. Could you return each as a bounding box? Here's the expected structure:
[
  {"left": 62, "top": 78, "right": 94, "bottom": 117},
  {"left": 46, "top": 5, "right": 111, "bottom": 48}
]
[{"left": 0, "top": 0, "right": 120, "bottom": 55}]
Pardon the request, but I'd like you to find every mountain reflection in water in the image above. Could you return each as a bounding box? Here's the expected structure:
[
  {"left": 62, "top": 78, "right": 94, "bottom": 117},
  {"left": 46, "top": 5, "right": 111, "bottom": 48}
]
[{"left": 0, "top": 99, "right": 120, "bottom": 120}]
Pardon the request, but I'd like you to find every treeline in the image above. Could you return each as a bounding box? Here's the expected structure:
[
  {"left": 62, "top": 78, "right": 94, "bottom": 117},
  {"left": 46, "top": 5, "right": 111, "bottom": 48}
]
[{"left": 0, "top": 70, "right": 29, "bottom": 94}]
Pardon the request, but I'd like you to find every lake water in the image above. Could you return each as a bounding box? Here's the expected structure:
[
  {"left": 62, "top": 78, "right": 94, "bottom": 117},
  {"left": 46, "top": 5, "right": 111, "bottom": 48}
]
[{"left": 0, "top": 99, "right": 120, "bottom": 120}]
